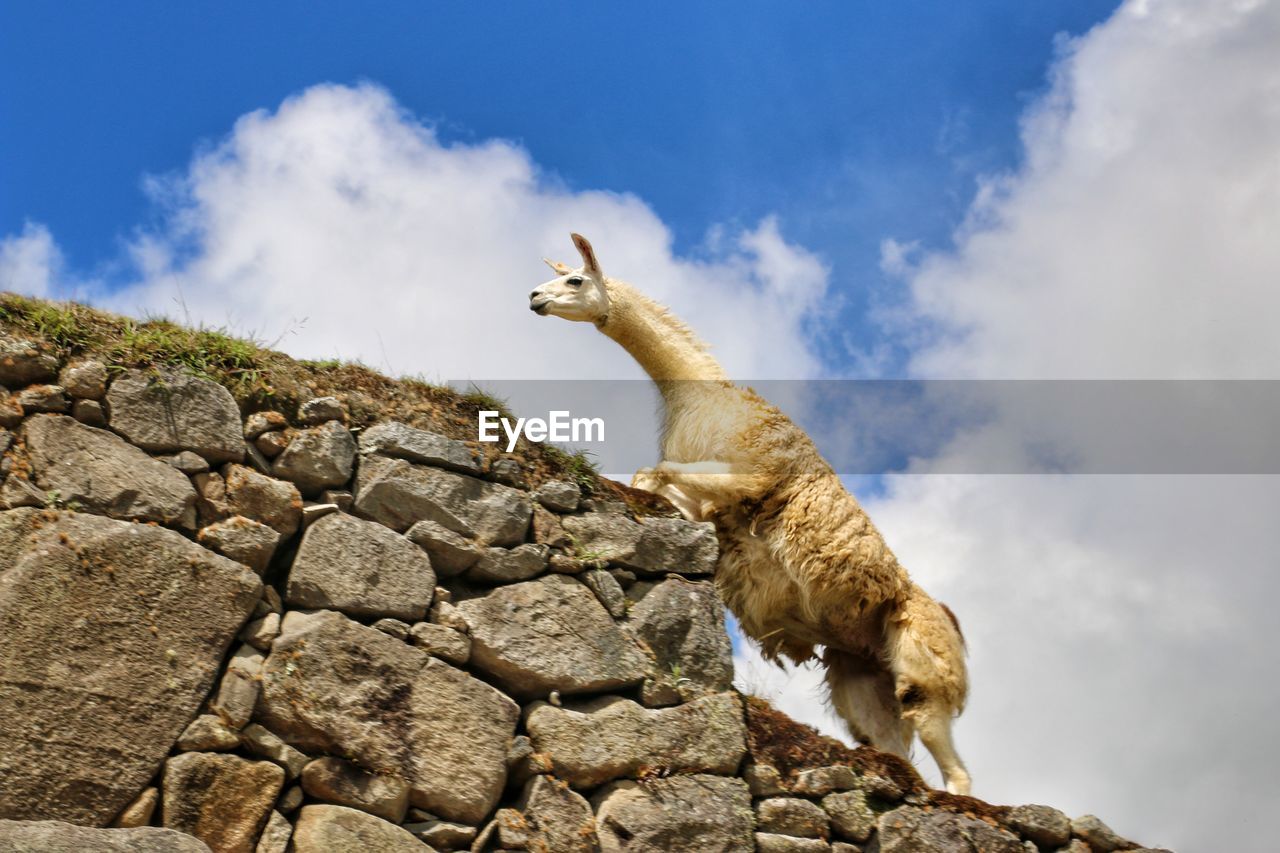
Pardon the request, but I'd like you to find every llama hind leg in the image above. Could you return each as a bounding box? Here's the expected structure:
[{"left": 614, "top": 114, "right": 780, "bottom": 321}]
[
  {"left": 905, "top": 699, "right": 970, "bottom": 795},
  {"left": 885, "top": 592, "right": 971, "bottom": 794},
  {"left": 824, "top": 651, "right": 911, "bottom": 758}
]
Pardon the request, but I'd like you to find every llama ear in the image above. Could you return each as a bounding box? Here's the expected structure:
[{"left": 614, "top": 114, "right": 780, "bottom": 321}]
[
  {"left": 570, "top": 233, "right": 602, "bottom": 276},
  {"left": 543, "top": 258, "right": 573, "bottom": 275}
]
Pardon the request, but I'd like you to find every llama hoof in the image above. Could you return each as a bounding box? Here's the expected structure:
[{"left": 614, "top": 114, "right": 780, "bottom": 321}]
[
  {"left": 944, "top": 771, "right": 972, "bottom": 796},
  {"left": 631, "top": 467, "right": 663, "bottom": 492}
]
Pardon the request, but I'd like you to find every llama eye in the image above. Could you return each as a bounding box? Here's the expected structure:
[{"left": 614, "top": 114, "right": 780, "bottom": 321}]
[{"left": 566, "top": 277, "right": 583, "bottom": 287}]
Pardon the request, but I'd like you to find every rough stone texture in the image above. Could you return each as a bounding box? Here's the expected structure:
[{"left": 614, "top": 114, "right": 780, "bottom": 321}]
[
  {"left": 239, "top": 724, "right": 308, "bottom": 780},
  {"left": 0, "top": 335, "right": 58, "bottom": 386},
  {"left": 792, "top": 766, "right": 859, "bottom": 797},
  {"left": 823, "top": 790, "right": 875, "bottom": 843},
  {"left": 298, "top": 396, "right": 344, "bottom": 425},
  {"left": 177, "top": 715, "right": 242, "bottom": 751},
  {"left": 629, "top": 578, "right": 734, "bottom": 704},
  {"left": 408, "top": 622, "right": 470, "bottom": 665},
  {"left": 757, "top": 797, "right": 830, "bottom": 838},
  {"left": 360, "top": 421, "right": 479, "bottom": 475},
  {"left": 0, "top": 509, "right": 260, "bottom": 825},
  {"left": 1071, "top": 814, "right": 1131, "bottom": 852},
  {"left": 254, "top": 431, "right": 288, "bottom": 458},
  {"left": 756, "top": 835, "right": 833, "bottom": 853},
  {"left": 1006, "top": 804, "right": 1071, "bottom": 848},
  {"left": 111, "top": 787, "right": 159, "bottom": 828},
  {"left": 466, "top": 543, "right": 549, "bottom": 584},
  {"left": 300, "top": 756, "right": 411, "bottom": 824},
  {"left": 23, "top": 414, "right": 198, "bottom": 526},
  {"left": 277, "top": 787, "right": 303, "bottom": 814},
  {"left": 162, "top": 752, "right": 284, "bottom": 853},
  {"left": 272, "top": 421, "right": 356, "bottom": 495},
  {"left": 199, "top": 516, "right": 280, "bottom": 575},
  {"left": 106, "top": 370, "right": 244, "bottom": 463},
  {"left": 0, "top": 395, "right": 22, "bottom": 429},
  {"left": 746, "top": 763, "right": 789, "bottom": 797},
  {"left": 373, "top": 618, "right": 412, "bottom": 640},
  {"left": 0, "top": 820, "right": 212, "bottom": 852},
  {"left": 531, "top": 503, "right": 572, "bottom": 548},
  {"left": 71, "top": 398, "right": 108, "bottom": 427},
  {"left": 405, "top": 520, "right": 483, "bottom": 577},
  {"left": 533, "top": 479, "right": 581, "bottom": 512},
  {"left": 562, "top": 513, "right": 718, "bottom": 574},
  {"left": 222, "top": 465, "right": 302, "bottom": 538},
  {"left": 403, "top": 819, "right": 475, "bottom": 849},
  {"left": 580, "top": 568, "right": 627, "bottom": 618},
  {"left": 457, "top": 575, "right": 649, "bottom": 698},
  {"left": 286, "top": 512, "right": 435, "bottom": 621},
  {"left": 355, "top": 454, "right": 530, "bottom": 545},
  {"left": 238, "top": 612, "right": 281, "bottom": 650},
  {"left": 291, "top": 805, "right": 430, "bottom": 853},
  {"left": 503, "top": 775, "right": 598, "bottom": 853},
  {"left": 17, "top": 384, "right": 68, "bottom": 413},
  {"left": 243, "top": 411, "right": 287, "bottom": 440},
  {"left": 211, "top": 645, "right": 263, "bottom": 730},
  {"left": 59, "top": 360, "right": 108, "bottom": 399},
  {"left": 256, "top": 610, "right": 518, "bottom": 824},
  {"left": 872, "top": 806, "right": 1024, "bottom": 853},
  {"left": 525, "top": 693, "right": 747, "bottom": 788},
  {"left": 593, "top": 775, "right": 753, "bottom": 853},
  {"left": 166, "top": 450, "right": 211, "bottom": 474},
  {"left": 254, "top": 810, "right": 291, "bottom": 853}
]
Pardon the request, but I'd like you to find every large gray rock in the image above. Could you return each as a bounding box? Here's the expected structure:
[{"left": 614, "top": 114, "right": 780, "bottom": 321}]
[
  {"left": 0, "top": 334, "right": 58, "bottom": 386},
  {"left": 198, "top": 516, "right": 280, "bottom": 575},
  {"left": 23, "top": 414, "right": 197, "bottom": 526},
  {"left": 0, "top": 820, "right": 212, "bottom": 852},
  {"left": 300, "top": 756, "right": 410, "bottom": 823},
  {"left": 360, "top": 421, "right": 480, "bottom": 475},
  {"left": 628, "top": 578, "right": 733, "bottom": 705},
  {"left": 256, "top": 610, "right": 518, "bottom": 824},
  {"left": 562, "top": 514, "right": 718, "bottom": 574},
  {"left": 1006, "top": 804, "right": 1071, "bottom": 848},
  {"left": 822, "top": 790, "right": 875, "bottom": 843},
  {"left": 756, "top": 797, "right": 830, "bottom": 838},
  {"left": 593, "top": 775, "right": 753, "bottom": 853},
  {"left": 1070, "top": 814, "right": 1132, "bottom": 852},
  {"left": 255, "top": 811, "right": 291, "bottom": 853},
  {"left": 286, "top": 512, "right": 435, "bottom": 621},
  {"left": 404, "top": 520, "right": 483, "bottom": 577},
  {"left": 457, "top": 575, "right": 649, "bottom": 698},
  {"left": 0, "top": 509, "right": 260, "bottom": 825},
  {"left": 354, "top": 454, "right": 530, "bottom": 545},
  {"left": 272, "top": 421, "right": 356, "bottom": 495},
  {"left": 871, "top": 806, "right": 1024, "bottom": 853},
  {"left": 466, "top": 543, "right": 548, "bottom": 584},
  {"left": 509, "top": 775, "right": 598, "bottom": 853},
  {"left": 105, "top": 370, "right": 244, "bottom": 463},
  {"left": 222, "top": 465, "right": 302, "bottom": 539},
  {"left": 525, "top": 693, "right": 746, "bottom": 788},
  {"left": 162, "top": 752, "right": 284, "bottom": 853},
  {"left": 291, "top": 805, "right": 430, "bottom": 852}
]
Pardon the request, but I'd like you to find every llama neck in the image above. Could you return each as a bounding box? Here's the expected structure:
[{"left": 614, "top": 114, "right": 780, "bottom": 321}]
[{"left": 598, "top": 281, "right": 727, "bottom": 389}]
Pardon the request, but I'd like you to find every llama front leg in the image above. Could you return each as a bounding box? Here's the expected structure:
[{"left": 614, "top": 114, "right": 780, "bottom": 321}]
[
  {"left": 631, "top": 467, "right": 712, "bottom": 521},
  {"left": 652, "top": 460, "right": 758, "bottom": 508}
]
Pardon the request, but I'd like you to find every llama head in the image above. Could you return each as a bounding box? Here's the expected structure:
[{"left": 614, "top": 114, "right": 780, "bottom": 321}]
[{"left": 529, "top": 233, "right": 612, "bottom": 323}]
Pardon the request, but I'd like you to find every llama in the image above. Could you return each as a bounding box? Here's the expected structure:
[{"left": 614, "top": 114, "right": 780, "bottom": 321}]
[{"left": 529, "top": 234, "right": 972, "bottom": 794}]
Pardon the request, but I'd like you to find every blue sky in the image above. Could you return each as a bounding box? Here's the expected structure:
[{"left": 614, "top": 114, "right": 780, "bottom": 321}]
[{"left": 1, "top": 1, "right": 1117, "bottom": 373}]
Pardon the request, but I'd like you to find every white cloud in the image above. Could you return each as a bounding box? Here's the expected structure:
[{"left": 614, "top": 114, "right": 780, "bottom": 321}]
[
  {"left": 853, "top": 1, "right": 1280, "bottom": 850},
  {"left": 0, "top": 223, "right": 60, "bottom": 299},
  {"left": 0, "top": 83, "right": 828, "bottom": 384}
]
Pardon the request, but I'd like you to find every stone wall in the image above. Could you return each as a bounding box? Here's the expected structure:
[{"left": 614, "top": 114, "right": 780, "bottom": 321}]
[{"left": 0, "top": 315, "right": 1167, "bottom": 853}]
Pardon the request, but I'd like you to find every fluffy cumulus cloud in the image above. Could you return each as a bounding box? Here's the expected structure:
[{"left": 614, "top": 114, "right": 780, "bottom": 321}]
[
  {"left": 837, "top": 2, "right": 1277, "bottom": 850},
  {"left": 0, "top": 83, "right": 829, "bottom": 383}
]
